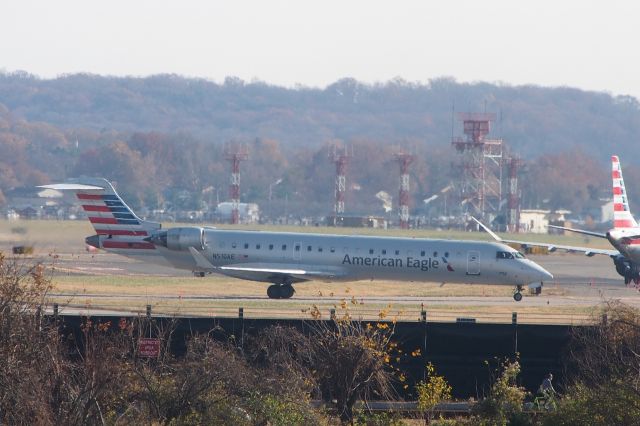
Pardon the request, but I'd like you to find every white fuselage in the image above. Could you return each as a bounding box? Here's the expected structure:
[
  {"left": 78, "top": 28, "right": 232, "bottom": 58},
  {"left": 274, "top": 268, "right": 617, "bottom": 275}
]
[{"left": 109, "top": 228, "right": 552, "bottom": 287}]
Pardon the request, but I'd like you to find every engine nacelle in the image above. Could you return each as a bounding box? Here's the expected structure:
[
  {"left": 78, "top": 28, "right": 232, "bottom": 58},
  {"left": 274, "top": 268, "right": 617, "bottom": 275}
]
[
  {"left": 147, "top": 227, "right": 205, "bottom": 251},
  {"left": 613, "top": 255, "right": 632, "bottom": 277}
]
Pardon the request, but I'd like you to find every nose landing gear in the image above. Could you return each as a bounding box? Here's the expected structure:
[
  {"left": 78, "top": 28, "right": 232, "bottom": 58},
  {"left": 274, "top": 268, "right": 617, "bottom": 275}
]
[
  {"left": 267, "top": 284, "right": 295, "bottom": 299},
  {"left": 513, "top": 285, "right": 523, "bottom": 302}
]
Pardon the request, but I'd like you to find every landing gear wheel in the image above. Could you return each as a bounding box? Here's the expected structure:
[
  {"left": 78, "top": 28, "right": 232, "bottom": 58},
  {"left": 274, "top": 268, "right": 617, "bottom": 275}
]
[
  {"left": 267, "top": 285, "right": 281, "bottom": 299},
  {"left": 267, "top": 284, "right": 295, "bottom": 299},
  {"left": 513, "top": 285, "right": 523, "bottom": 302},
  {"left": 280, "top": 285, "right": 295, "bottom": 299}
]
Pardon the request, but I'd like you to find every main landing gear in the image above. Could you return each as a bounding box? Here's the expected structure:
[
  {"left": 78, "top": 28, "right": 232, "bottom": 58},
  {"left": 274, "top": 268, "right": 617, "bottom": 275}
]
[
  {"left": 267, "top": 284, "right": 295, "bottom": 299},
  {"left": 513, "top": 285, "right": 524, "bottom": 302}
]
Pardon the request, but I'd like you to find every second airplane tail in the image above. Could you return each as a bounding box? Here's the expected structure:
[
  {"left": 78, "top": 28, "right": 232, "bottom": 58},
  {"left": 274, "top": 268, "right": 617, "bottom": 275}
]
[{"left": 612, "top": 155, "right": 638, "bottom": 229}]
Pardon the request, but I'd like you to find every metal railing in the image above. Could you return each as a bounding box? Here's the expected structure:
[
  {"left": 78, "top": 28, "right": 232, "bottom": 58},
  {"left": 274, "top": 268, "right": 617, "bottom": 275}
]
[{"left": 47, "top": 301, "right": 598, "bottom": 325}]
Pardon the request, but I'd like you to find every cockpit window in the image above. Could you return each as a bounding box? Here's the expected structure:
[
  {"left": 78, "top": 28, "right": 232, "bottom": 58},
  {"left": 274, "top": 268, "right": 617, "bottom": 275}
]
[
  {"left": 496, "top": 251, "right": 525, "bottom": 259},
  {"left": 496, "top": 251, "right": 515, "bottom": 259}
]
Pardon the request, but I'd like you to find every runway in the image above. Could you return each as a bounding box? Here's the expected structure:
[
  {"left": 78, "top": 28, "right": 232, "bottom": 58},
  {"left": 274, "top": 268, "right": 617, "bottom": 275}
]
[{"left": 36, "top": 249, "right": 640, "bottom": 323}]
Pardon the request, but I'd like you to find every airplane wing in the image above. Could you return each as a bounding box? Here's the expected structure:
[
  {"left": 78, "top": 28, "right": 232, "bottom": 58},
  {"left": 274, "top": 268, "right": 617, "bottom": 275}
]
[
  {"left": 188, "top": 247, "right": 346, "bottom": 283},
  {"left": 471, "top": 217, "right": 619, "bottom": 258},
  {"left": 547, "top": 224, "right": 608, "bottom": 239}
]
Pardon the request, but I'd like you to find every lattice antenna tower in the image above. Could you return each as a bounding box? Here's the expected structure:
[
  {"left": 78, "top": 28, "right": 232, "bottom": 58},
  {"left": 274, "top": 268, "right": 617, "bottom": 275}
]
[
  {"left": 451, "top": 112, "right": 503, "bottom": 219},
  {"left": 224, "top": 143, "right": 249, "bottom": 225},
  {"left": 394, "top": 149, "right": 415, "bottom": 229},
  {"left": 328, "top": 143, "right": 353, "bottom": 223}
]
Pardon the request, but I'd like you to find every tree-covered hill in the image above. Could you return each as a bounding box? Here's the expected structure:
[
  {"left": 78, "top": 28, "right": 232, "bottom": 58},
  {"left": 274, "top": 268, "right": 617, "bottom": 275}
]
[
  {"left": 1, "top": 72, "right": 639, "bottom": 162},
  {"left": 1, "top": 72, "right": 639, "bottom": 217}
]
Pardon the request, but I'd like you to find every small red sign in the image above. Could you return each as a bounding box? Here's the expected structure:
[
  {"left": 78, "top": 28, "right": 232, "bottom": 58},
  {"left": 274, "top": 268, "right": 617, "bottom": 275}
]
[{"left": 138, "top": 338, "right": 161, "bottom": 358}]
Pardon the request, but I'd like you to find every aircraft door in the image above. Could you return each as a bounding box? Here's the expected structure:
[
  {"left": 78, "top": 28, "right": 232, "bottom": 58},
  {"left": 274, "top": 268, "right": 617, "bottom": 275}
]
[
  {"left": 293, "top": 242, "right": 302, "bottom": 261},
  {"left": 467, "top": 251, "right": 480, "bottom": 275}
]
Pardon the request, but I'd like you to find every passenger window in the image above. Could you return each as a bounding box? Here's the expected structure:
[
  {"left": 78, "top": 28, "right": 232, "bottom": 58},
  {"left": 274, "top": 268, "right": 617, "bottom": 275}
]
[
  {"left": 382, "top": 249, "right": 386, "bottom": 255},
  {"left": 282, "top": 244, "right": 287, "bottom": 250},
  {"left": 307, "top": 245, "right": 312, "bottom": 251},
  {"left": 369, "top": 249, "right": 374, "bottom": 255},
  {"left": 395, "top": 250, "right": 400, "bottom": 255},
  {"left": 256, "top": 244, "right": 261, "bottom": 249},
  {"left": 318, "top": 247, "right": 323, "bottom": 252},
  {"left": 244, "top": 243, "right": 249, "bottom": 249},
  {"left": 433, "top": 251, "right": 438, "bottom": 257},
  {"left": 420, "top": 250, "right": 425, "bottom": 257},
  {"left": 295, "top": 245, "right": 300, "bottom": 252},
  {"left": 269, "top": 244, "right": 274, "bottom": 250},
  {"left": 232, "top": 242, "right": 237, "bottom": 249},
  {"left": 444, "top": 252, "right": 449, "bottom": 258},
  {"left": 330, "top": 247, "right": 336, "bottom": 253}
]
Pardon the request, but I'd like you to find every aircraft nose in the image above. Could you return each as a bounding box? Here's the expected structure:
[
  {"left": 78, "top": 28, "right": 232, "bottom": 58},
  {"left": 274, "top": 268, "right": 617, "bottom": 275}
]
[{"left": 530, "top": 262, "right": 553, "bottom": 282}]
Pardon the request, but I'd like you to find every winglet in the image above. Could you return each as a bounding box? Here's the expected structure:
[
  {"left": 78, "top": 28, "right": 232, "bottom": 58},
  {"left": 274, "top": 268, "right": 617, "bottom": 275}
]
[
  {"left": 471, "top": 216, "right": 503, "bottom": 242},
  {"left": 188, "top": 247, "right": 216, "bottom": 270}
]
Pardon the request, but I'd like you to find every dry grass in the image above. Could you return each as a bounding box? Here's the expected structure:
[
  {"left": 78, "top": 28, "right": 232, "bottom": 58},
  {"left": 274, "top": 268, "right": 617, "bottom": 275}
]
[
  {"left": 45, "top": 271, "right": 595, "bottom": 324},
  {"left": 50, "top": 274, "right": 527, "bottom": 297}
]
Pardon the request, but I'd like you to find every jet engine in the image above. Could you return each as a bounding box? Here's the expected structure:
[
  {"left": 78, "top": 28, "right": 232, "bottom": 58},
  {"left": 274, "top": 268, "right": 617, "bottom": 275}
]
[
  {"left": 613, "top": 255, "right": 629, "bottom": 277},
  {"left": 146, "top": 227, "right": 205, "bottom": 251},
  {"left": 612, "top": 255, "right": 640, "bottom": 284}
]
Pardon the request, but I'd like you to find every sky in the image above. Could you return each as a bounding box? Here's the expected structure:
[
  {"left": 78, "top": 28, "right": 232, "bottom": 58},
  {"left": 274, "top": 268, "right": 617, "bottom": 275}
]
[{"left": 2, "top": 1, "right": 640, "bottom": 99}]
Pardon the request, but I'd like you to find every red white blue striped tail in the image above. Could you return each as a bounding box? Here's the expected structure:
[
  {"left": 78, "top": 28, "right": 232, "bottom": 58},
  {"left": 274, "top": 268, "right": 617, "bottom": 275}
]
[
  {"left": 612, "top": 155, "right": 638, "bottom": 229},
  {"left": 39, "top": 178, "right": 161, "bottom": 251}
]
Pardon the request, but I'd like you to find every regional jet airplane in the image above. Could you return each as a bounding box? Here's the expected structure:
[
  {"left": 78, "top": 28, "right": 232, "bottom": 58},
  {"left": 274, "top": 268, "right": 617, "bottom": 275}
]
[
  {"left": 40, "top": 178, "right": 552, "bottom": 301},
  {"left": 474, "top": 155, "right": 640, "bottom": 289}
]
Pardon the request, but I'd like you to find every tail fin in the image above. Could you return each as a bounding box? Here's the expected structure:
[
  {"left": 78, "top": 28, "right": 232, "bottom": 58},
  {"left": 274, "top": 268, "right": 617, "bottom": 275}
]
[
  {"left": 612, "top": 155, "right": 638, "bottom": 229},
  {"left": 39, "top": 178, "right": 161, "bottom": 237}
]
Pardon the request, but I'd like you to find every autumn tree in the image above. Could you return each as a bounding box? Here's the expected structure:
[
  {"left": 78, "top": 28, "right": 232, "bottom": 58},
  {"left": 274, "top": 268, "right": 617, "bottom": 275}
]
[{"left": 306, "top": 318, "right": 398, "bottom": 423}]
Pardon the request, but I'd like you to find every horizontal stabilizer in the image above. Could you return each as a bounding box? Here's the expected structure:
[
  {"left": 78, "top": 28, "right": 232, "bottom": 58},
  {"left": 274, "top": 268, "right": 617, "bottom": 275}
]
[{"left": 39, "top": 183, "right": 104, "bottom": 191}]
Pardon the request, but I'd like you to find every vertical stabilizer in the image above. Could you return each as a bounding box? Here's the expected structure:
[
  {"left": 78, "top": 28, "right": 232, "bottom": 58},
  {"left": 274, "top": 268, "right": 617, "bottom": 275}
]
[
  {"left": 612, "top": 155, "right": 638, "bottom": 229},
  {"left": 39, "top": 178, "right": 161, "bottom": 250}
]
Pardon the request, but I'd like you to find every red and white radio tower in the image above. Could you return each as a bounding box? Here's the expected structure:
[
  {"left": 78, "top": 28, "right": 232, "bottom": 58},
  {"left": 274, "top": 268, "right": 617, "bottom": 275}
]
[
  {"left": 225, "top": 144, "right": 249, "bottom": 225},
  {"left": 329, "top": 144, "right": 352, "bottom": 225},
  {"left": 506, "top": 156, "right": 522, "bottom": 233},
  {"left": 395, "top": 152, "right": 415, "bottom": 229}
]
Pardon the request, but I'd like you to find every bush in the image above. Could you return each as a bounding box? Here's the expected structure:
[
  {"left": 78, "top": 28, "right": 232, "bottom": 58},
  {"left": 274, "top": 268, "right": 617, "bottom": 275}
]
[{"left": 471, "top": 359, "right": 528, "bottom": 426}]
